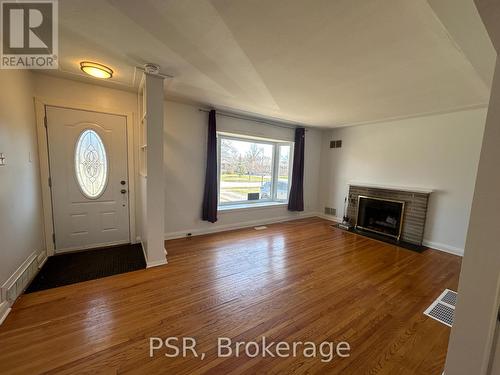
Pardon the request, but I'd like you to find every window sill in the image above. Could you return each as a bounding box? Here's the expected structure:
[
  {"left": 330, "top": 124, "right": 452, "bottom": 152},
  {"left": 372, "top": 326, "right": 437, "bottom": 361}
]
[{"left": 218, "top": 201, "right": 288, "bottom": 213}]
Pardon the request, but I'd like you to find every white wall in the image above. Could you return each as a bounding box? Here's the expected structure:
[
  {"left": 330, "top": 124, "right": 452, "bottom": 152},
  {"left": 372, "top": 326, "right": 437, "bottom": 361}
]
[
  {"left": 319, "top": 108, "right": 487, "bottom": 254},
  {"left": 28, "top": 74, "right": 488, "bottom": 255},
  {"left": 0, "top": 71, "right": 44, "bottom": 291},
  {"left": 164, "top": 101, "right": 322, "bottom": 237},
  {"left": 34, "top": 74, "right": 138, "bottom": 112},
  {"left": 31, "top": 74, "right": 322, "bottom": 243}
]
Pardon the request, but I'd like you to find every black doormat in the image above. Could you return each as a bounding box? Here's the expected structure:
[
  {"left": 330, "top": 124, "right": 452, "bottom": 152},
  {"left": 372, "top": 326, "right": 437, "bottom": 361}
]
[
  {"left": 25, "top": 243, "right": 146, "bottom": 293},
  {"left": 333, "top": 224, "right": 427, "bottom": 253}
]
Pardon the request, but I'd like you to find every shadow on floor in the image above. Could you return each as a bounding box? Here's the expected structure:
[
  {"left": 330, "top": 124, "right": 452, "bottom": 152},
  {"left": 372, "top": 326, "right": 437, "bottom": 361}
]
[{"left": 25, "top": 243, "right": 146, "bottom": 293}]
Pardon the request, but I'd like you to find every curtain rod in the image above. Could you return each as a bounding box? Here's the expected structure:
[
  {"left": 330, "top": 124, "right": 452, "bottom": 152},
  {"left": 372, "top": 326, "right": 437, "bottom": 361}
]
[{"left": 198, "top": 108, "right": 307, "bottom": 131}]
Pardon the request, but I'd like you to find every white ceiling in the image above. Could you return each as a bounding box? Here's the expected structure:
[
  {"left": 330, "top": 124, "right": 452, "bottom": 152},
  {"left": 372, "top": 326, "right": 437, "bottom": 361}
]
[{"left": 44, "top": 0, "right": 496, "bottom": 128}]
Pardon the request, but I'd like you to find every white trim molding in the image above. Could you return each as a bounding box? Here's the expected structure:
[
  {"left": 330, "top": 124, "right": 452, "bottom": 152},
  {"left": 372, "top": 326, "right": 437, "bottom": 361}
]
[
  {"left": 0, "top": 250, "right": 45, "bottom": 325},
  {"left": 37, "top": 252, "right": 48, "bottom": 269},
  {"left": 163, "top": 213, "right": 463, "bottom": 259},
  {"left": 1, "top": 252, "right": 37, "bottom": 299},
  {"left": 165, "top": 212, "right": 319, "bottom": 240},
  {"left": 146, "top": 259, "right": 168, "bottom": 268},
  {"left": 218, "top": 202, "right": 287, "bottom": 213},
  {"left": 422, "top": 240, "right": 464, "bottom": 257},
  {"left": 318, "top": 214, "right": 464, "bottom": 257},
  {"left": 348, "top": 181, "right": 434, "bottom": 194},
  {"left": 0, "top": 302, "right": 11, "bottom": 326},
  {"left": 316, "top": 214, "right": 343, "bottom": 223}
]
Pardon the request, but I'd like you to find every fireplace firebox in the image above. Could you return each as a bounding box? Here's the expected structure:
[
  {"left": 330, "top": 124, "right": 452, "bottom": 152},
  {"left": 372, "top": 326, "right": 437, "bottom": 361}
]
[{"left": 355, "top": 196, "right": 405, "bottom": 240}]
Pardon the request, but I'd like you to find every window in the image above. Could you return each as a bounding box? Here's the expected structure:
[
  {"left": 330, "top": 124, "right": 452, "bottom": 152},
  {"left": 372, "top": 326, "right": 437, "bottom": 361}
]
[
  {"left": 218, "top": 134, "right": 293, "bottom": 207},
  {"left": 75, "top": 129, "right": 108, "bottom": 199}
]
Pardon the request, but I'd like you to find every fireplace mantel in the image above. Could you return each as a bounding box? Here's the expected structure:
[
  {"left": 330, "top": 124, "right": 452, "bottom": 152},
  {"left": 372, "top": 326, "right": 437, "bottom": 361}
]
[{"left": 348, "top": 182, "right": 433, "bottom": 195}]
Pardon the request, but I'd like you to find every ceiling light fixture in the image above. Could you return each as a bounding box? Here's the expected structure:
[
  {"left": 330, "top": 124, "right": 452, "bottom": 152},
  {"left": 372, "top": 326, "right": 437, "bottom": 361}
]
[{"left": 80, "top": 61, "right": 113, "bottom": 79}]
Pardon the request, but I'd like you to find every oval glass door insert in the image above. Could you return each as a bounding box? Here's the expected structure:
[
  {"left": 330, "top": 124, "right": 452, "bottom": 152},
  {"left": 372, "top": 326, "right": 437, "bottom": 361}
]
[{"left": 75, "top": 129, "right": 108, "bottom": 198}]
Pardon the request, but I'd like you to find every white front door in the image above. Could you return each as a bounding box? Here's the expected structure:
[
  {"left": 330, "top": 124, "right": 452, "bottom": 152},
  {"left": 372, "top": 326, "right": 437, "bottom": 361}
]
[{"left": 46, "top": 106, "right": 130, "bottom": 253}]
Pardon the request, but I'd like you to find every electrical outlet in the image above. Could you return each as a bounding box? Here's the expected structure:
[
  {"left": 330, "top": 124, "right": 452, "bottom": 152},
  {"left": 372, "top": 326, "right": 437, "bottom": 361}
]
[{"left": 0, "top": 153, "right": 6, "bottom": 166}]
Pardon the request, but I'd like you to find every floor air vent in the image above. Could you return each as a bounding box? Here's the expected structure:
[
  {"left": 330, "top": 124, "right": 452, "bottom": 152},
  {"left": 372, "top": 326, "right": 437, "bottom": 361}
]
[
  {"left": 440, "top": 289, "right": 457, "bottom": 306},
  {"left": 254, "top": 226, "right": 267, "bottom": 230},
  {"left": 424, "top": 289, "right": 457, "bottom": 327}
]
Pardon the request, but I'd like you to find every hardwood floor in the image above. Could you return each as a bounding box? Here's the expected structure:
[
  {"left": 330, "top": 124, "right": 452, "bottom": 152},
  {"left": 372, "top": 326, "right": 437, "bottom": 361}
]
[{"left": 0, "top": 217, "right": 461, "bottom": 374}]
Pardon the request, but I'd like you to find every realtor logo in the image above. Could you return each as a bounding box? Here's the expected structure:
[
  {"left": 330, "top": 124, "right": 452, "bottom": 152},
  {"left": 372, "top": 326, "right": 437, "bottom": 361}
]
[{"left": 1, "top": 0, "right": 58, "bottom": 69}]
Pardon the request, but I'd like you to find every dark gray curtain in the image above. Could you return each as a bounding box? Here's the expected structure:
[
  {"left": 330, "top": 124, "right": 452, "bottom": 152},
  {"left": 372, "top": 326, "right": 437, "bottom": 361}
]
[
  {"left": 288, "top": 127, "right": 305, "bottom": 211},
  {"left": 202, "top": 110, "right": 218, "bottom": 222}
]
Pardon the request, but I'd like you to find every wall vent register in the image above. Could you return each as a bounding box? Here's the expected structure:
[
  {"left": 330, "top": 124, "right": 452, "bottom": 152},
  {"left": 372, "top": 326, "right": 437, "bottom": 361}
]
[
  {"left": 330, "top": 140, "right": 342, "bottom": 148},
  {"left": 324, "top": 207, "right": 337, "bottom": 216}
]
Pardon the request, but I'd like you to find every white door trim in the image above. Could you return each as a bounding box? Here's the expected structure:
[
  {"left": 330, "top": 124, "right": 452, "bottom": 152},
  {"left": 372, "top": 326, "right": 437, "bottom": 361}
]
[{"left": 34, "top": 97, "right": 137, "bottom": 257}]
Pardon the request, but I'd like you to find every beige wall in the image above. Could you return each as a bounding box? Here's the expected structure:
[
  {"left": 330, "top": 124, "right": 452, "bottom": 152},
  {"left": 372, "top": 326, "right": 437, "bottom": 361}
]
[
  {"left": 164, "top": 101, "right": 322, "bottom": 238},
  {"left": 318, "top": 108, "right": 487, "bottom": 254},
  {"left": 444, "top": 5, "right": 500, "bottom": 369},
  {"left": 31, "top": 73, "right": 487, "bottom": 253},
  {"left": 31, "top": 74, "right": 322, "bottom": 243},
  {"left": 34, "top": 74, "right": 138, "bottom": 113},
  {"left": 0, "top": 71, "right": 44, "bottom": 291}
]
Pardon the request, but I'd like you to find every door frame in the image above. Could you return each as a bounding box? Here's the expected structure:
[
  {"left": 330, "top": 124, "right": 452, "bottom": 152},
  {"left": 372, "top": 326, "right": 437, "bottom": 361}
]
[{"left": 34, "top": 97, "right": 137, "bottom": 256}]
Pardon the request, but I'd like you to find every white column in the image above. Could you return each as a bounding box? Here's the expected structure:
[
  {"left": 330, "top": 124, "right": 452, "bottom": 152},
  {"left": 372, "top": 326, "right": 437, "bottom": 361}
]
[
  {"left": 444, "top": 5, "right": 500, "bottom": 370},
  {"left": 144, "top": 73, "right": 167, "bottom": 267}
]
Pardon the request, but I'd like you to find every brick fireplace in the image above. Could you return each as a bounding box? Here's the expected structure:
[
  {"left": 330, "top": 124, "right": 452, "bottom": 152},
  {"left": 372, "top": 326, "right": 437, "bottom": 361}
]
[{"left": 347, "top": 183, "right": 432, "bottom": 246}]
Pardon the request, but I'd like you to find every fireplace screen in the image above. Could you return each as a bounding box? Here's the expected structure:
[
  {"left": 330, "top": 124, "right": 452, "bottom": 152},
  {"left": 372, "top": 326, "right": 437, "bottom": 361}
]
[{"left": 356, "top": 196, "right": 405, "bottom": 239}]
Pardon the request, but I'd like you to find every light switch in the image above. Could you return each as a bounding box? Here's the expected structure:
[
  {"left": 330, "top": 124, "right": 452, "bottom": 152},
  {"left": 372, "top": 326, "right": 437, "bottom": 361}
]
[{"left": 0, "top": 153, "right": 5, "bottom": 166}]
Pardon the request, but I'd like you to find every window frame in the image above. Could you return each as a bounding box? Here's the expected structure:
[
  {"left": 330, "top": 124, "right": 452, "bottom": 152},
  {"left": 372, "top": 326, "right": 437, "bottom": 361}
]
[{"left": 217, "top": 133, "right": 294, "bottom": 208}]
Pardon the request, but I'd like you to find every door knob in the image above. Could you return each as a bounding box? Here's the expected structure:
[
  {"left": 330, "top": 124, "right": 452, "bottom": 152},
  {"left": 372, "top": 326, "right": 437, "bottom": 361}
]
[
  {"left": 121, "top": 189, "right": 127, "bottom": 194},
  {"left": 120, "top": 180, "right": 126, "bottom": 185}
]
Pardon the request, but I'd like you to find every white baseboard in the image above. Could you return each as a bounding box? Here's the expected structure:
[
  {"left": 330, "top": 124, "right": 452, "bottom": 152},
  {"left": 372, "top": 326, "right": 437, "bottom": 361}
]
[
  {"left": 164, "top": 211, "right": 320, "bottom": 240},
  {"left": 1, "top": 250, "right": 46, "bottom": 325},
  {"left": 316, "top": 214, "right": 343, "bottom": 223},
  {"left": 1, "top": 252, "right": 37, "bottom": 301},
  {"left": 37, "top": 252, "right": 48, "bottom": 269},
  {"left": 0, "top": 301, "right": 11, "bottom": 325},
  {"left": 423, "top": 240, "right": 464, "bottom": 257},
  {"left": 163, "top": 213, "right": 463, "bottom": 258},
  {"left": 140, "top": 240, "right": 147, "bottom": 264},
  {"left": 317, "top": 216, "right": 464, "bottom": 257},
  {"left": 140, "top": 240, "right": 167, "bottom": 268},
  {"left": 146, "top": 258, "right": 168, "bottom": 268}
]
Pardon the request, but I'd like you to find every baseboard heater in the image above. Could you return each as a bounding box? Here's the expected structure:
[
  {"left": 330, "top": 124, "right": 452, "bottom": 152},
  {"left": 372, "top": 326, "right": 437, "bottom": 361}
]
[{"left": 1, "top": 252, "right": 41, "bottom": 305}]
